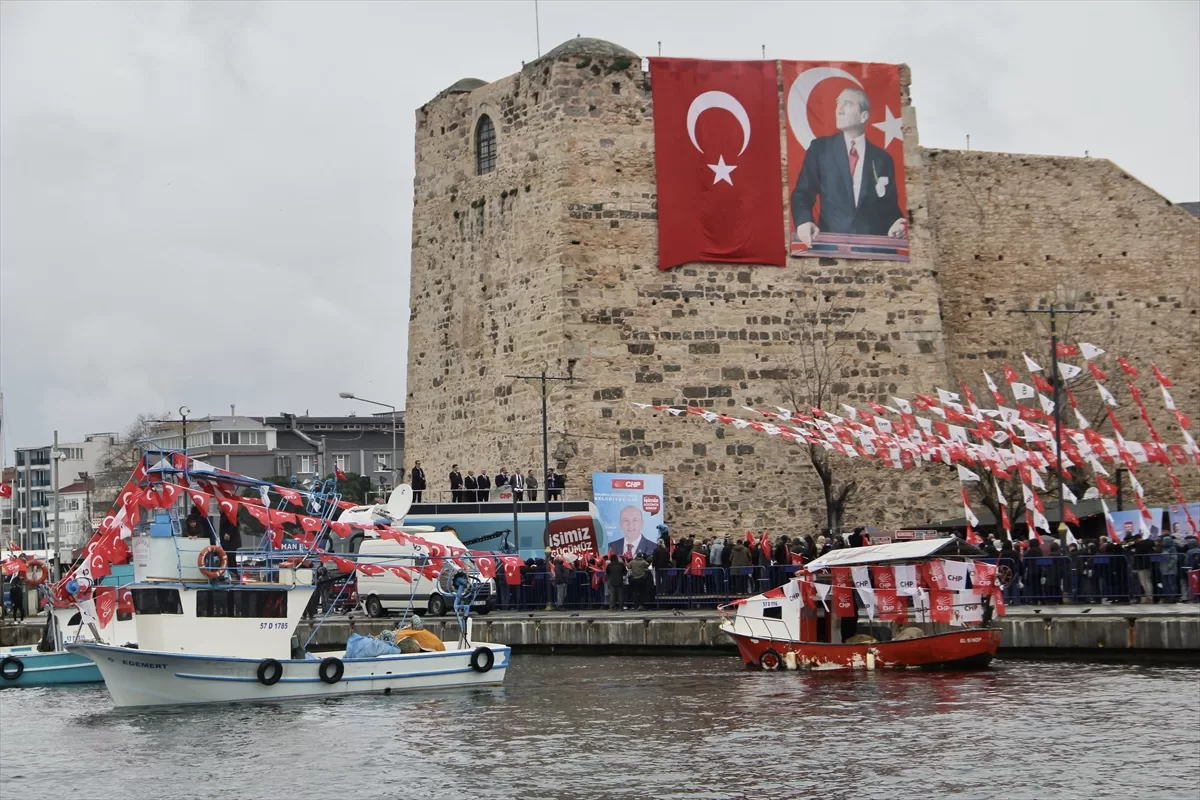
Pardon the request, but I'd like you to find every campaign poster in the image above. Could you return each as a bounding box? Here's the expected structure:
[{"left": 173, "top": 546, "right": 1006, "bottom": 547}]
[
  {"left": 544, "top": 515, "right": 600, "bottom": 563},
  {"left": 782, "top": 61, "right": 909, "bottom": 261},
  {"left": 591, "top": 473, "right": 665, "bottom": 558},
  {"left": 1108, "top": 508, "right": 1165, "bottom": 541},
  {"left": 1167, "top": 503, "right": 1200, "bottom": 538}
]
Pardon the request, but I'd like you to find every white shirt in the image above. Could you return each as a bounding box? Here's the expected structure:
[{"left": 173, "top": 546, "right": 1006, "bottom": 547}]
[{"left": 844, "top": 132, "right": 866, "bottom": 207}]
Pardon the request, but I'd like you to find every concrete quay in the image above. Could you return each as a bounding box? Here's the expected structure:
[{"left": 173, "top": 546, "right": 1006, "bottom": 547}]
[{"left": 3, "top": 605, "right": 1196, "bottom": 660}]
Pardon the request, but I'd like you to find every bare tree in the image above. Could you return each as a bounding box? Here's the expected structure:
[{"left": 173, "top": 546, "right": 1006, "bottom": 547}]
[
  {"left": 95, "top": 412, "right": 169, "bottom": 505},
  {"left": 776, "top": 294, "right": 865, "bottom": 535}
]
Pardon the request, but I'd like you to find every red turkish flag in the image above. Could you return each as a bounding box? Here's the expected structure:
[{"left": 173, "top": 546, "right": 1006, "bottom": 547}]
[
  {"left": 1056, "top": 343, "right": 1079, "bottom": 358},
  {"left": 687, "top": 551, "right": 706, "bottom": 576},
  {"left": 1063, "top": 505, "right": 1081, "bottom": 526},
  {"left": 269, "top": 509, "right": 297, "bottom": 528},
  {"left": 1095, "top": 475, "right": 1118, "bottom": 497},
  {"left": 217, "top": 498, "right": 240, "bottom": 526},
  {"left": 473, "top": 554, "right": 497, "bottom": 580},
  {"left": 789, "top": 551, "right": 805, "bottom": 567},
  {"left": 929, "top": 589, "right": 954, "bottom": 624},
  {"left": 1151, "top": 364, "right": 1172, "bottom": 387},
  {"left": 832, "top": 586, "right": 856, "bottom": 617},
  {"left": 356, "top": 563, "right": 385, "bottom": 577},
  {"left": 117, "top": 587, "right": 134, "bottom": 616},
  {"left": 498, "top": 555, "right": 524, "bottom": 586},
  {"left": 649, "top": 58, "right": 784, "bottom": 270},
  {"left": 186, "top": 488, "right": 210, "bottom": 515},
  {"left": 385, "top": 565, "right": 412, "bottom": 582},
  {"left": 1003, "top": 363, "right": 1020, "bottom": 384},
  {"left": 93, "top": 586, "right": 117, "bottom": 627},
  {"left": 1118, "top": 358, "right": 1139, "bottom": 378},
  {"left": 299, "top": 516, "right": 323, "bottom": 535},
  {"left": 0, "top": 483, "right": 11, "bottom": 499},
  {"left": 334, "top": 466, "right": 347, "bottom": 481},
  {"left": 244, "top": 503, "right": 269, "bottom": 527},
  {"left": 328, "top": 521, "right": 352, "bottom": 538},
  {"left": 1088, "top": 362, "right": 1108, "bottom": 381}
]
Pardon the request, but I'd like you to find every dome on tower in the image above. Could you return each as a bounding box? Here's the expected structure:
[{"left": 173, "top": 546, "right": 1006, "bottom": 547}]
[
  {"left": 535, "top": 36, "right": 640, "bottom": 64},
  {"left": 440, "top": 77, "right": 489, "bottom": 96}
]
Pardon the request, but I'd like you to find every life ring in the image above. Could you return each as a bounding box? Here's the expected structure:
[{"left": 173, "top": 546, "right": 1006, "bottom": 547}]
[
  {"left": 469, "top": 646, "right": 495, "bottom": 673},
  {"left": 759, "top": 648, "right": 783, "bottom": 672},
  {"left": 0, "top": 656, "right": 24, "bottom": 681},
  {"left": 24, "top": 560, "right": 48, "bottom": 587},
  {"left": 197, "top": 546, "right": 227, "bottom": 579},
  {"left": 256, "top": 658, "right": 283, "bottom": 686},
  {"left": 318, "top": 657, "right": 344, "bottom": 684}
]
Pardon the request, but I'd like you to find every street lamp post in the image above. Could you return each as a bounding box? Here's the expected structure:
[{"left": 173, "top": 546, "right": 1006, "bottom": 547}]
[
  {"left": 505, "top": 370, "right": 576, "bottom": 551},
  {"left": 52, "top": 430, "right": 63, "bottom": 579},
  {"left": 339, "top": 392, "right": 398, "bottom": 492}
]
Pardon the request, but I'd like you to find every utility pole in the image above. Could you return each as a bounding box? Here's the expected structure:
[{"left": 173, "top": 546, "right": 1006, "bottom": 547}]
[
  {"left": 505, "top": 370, "right": 576, "bottom": 553},
  {"left": 180, "top": 406, "right": 190, "bottom": 452},
  {"left": 1010, "top": 304, "right": 1093, "bottom": 546},
  {"left": 53, "top": 431, "right": 61, "bottom": 578}
]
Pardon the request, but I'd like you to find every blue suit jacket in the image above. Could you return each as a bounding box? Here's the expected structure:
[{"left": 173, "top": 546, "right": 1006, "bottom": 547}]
[
  {"left": 609, "top": 536, "right": 658, "bottom": 558},
  {"left": 790, "top": 132, "right": 903, "bottom": 237}
]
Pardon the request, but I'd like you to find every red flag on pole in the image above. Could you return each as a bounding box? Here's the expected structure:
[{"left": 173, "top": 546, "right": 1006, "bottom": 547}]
[{"left": 648, "top": 58, "right": 785, "bottom": 270}]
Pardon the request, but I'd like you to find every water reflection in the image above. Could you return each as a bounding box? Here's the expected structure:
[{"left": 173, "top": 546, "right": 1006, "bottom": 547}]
[{"left": 2, "top": 656, "right": 1197, "bottom": 800}]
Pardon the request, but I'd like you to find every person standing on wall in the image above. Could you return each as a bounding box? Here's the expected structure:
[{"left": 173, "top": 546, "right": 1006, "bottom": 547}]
[
  {"left": 526, "top": 470, "right": 538, "bottom": 502},
  {"left": 449, "top": 464, "right": 463, "bottom": 503},
  {"left": 464, "top": 471, "right": 477, "bottom": 504},
  {"left": 511, "top": 470, "right": 525, "bottom": 502},
  {"left": 476, "top": 469, "right": 491, "bottom": 503},
  {"left": 410, "top": 460, "right": 426, "bottom": 503}
]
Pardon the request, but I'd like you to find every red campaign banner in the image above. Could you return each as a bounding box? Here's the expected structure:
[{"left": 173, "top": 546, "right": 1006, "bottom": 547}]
[
  {"left": 870, "top": 565, "right": 896, "bottom": 590},
  {"left": 649, "top": 58, "right": 785, "bottom": 270},
  {"left": 875, "top": 589, "right": 907, "bottom": 624},
  {"left": 832, "top": 585, "right": 856, "bottom": 617},
  {"left": 783, "top": 61, "right": 908, "bottom": 261},
  {"left": 929, "top": 589, "right": 954, "bottom": 624},
  {"left": 545, "top": 514, "right": 599, "bottom": 561},
  {"left": 798, "top": 577, "right": 816, "bottom": 610},
  {"left": 94, "top": 586, "right": 117, "bottom": 628},
  {"left": 831, "top": 567, "right": 853, "bottom": 588}
]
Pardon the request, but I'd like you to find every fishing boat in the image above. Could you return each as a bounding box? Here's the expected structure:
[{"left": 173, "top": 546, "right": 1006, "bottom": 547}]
[
  {"left": 0, "top": 560, "right": 137, "bottom": 688},
  {"left": 719, "top": 538, "right": 1003, "bottom": 671},
  {"left": 67, "top": 452, "right": 510, "bottom": 707}
]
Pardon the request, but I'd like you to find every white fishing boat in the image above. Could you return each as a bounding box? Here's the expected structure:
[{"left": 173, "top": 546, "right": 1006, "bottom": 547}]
[{"left": 68, "top": 453, "right": 510, "bottom": 708}]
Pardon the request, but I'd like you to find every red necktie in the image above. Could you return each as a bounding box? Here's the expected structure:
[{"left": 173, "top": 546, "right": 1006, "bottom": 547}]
[
  {"left": 625, "top": 544, "right": 633, "bottom": 558},
  {"left": 849, "top": 141, "right": 860, "bottom": 180}
]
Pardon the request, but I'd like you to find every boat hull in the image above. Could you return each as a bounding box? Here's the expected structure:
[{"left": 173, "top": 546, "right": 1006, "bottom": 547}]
[
  {"left": 0, "top": 646, "right": 103, "bottom": 687},
  {"left": 725, "top": 628, "right": 1001, "bottom": 671},
  {"left": 68, "top": 641, "right": 510, "bottom": 707}
]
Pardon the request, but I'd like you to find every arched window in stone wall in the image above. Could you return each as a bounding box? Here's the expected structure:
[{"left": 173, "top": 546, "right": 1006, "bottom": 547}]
[{"left": 475, "top": 115, "right": 496, "bottom": 175}]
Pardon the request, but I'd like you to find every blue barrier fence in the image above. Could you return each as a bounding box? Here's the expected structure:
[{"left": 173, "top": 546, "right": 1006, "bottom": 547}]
[{"left": 490, "top": 555, "right": 1200, "bottom": 611}]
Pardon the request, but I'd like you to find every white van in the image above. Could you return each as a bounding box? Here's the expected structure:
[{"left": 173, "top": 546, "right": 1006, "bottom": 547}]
[{"left": 353, "top": 528, "right": 496, "bottom": 618}]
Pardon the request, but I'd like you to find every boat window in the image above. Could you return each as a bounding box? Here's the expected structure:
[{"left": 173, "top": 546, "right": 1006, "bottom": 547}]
[
  {"left": 117, "top": 611, "right": 133, "bottom": 622},
  {"left": 132, "top": 588, "right": 184, "bottom": 615},
  {"left": 68, "top": 612, "right": 82, "bottom": 625},
  {"left": 196, "top": 589, "right": 289, "bottom": 619},
  {"left": 762, "top": 606, "right": 783, "bottom": 620}
]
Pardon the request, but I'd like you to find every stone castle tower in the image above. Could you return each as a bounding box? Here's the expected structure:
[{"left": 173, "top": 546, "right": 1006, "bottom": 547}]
[{"left": 406, "top": 36, "right": 1199, "bottom": 540}]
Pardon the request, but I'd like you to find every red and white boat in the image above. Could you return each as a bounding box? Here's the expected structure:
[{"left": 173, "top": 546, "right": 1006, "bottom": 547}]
[{"left": 720, "top": 538, "right": 1004, "bottom": 671}]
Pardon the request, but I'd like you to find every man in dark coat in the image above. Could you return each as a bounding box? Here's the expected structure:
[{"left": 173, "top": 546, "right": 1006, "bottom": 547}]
[
  {"left": 449, "top": 465, "right": 463, "bottom": 502},
  {"left": 791, "top": 87, "right": 906, "bottom": 245},
  {"left": 410, "top": 460, "right": 427, "bottom": 502},
  {"left": 464, "top": 471, "right": 477, "bottom": 503},
  {"left": 476, "top": 470, "right": 491, "bottom": 503},
  {"left": 219, "top": 516, "right": 243, "bottom": 579},
  {"left": 605, "top": 556, "right": 627, "bottom": 611}
]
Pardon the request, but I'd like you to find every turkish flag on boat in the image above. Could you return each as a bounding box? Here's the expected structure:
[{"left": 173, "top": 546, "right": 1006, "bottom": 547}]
[
  {"left": 277, "top": 487, "right": 305, "bottom": 508},
  {"left": 649, "top": 58, "right": 785, "bottom": 270}
]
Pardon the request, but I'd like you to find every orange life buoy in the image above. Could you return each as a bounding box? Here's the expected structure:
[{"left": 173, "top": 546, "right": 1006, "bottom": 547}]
[
  {"left": 197, "top": 546, "right": 227, "bottom": 578},
  {"left": 25, "top": 560, "right": 48, "bottom": 587}
]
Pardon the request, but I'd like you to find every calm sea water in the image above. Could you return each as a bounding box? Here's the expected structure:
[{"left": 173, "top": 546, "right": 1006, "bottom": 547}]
[{"left": 2, "top": 656, "right": 1197, "bottom": 800}]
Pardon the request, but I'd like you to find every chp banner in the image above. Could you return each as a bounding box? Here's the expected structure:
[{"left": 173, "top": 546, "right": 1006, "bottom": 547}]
[
  {"left": 649, "top": 58, "right": 785, "bottom": 270},
  {"left": 1109, "top": 507, "right": 1166, "bottom": 541},
  {"left": 783, "top": 61, "right": 909, "bottom": 261},
  {"left": 1169, "top": 503, "right": 1200, "bottom": 537},
  {"left": 544, "top": 515, "right": 600, "bottom": 563},
  {"left": 591, "top": 473, "right": 665, "bottom": 558}
]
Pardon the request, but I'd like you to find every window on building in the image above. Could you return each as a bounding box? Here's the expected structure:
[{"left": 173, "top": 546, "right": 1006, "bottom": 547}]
[
  {"left": 132, "top": 588, "right": 184, "bottom": 615},
  {"left": 334, "top": 454, "right": 348, "bottom": 472},
  {"left": 273, "top": 456, "right": 293, "bottom": 477},
  {"left": 59, "top": 498, "right": 79, "bottom": 512},
  {"left": 475, "top": 115, "right": 496, "bottom": 175},
  {"left": 213, "top": 431, "right": 264, "bottom": 446},
  {"left": 343, "top": 424, "right": 361, "bottom": 430},
  {"left": 375, "top": 453, "right": 390, "bottom": 473},
  {"left": 299, "top": 455, "right": 314, "bottom": 474},
  {"left": 311, "top": 424, "right": 333, "bottom": 431}
]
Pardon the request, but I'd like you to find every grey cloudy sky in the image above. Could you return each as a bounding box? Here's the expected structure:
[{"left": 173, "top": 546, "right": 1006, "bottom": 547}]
[{"left": 2, "top": 0, "right": 1197, "bottom": 452}]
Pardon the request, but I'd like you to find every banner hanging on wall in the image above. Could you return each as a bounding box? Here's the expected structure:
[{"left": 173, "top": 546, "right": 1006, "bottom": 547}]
[{"left": 782, "top": 61, "right": 909, "bottom": 261}]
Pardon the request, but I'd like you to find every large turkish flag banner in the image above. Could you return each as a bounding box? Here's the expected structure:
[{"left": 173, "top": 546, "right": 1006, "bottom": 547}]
[
  {"left": 649, "top": 58, "right": 785, "bottom": 270},
  {"left": 782, "top": 61, "right": 908, "bottom": 261}
]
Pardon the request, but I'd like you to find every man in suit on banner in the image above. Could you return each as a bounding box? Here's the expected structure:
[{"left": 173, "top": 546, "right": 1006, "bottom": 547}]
[{"left": 791, "top": 87, "right": 906, "bottom": 246}]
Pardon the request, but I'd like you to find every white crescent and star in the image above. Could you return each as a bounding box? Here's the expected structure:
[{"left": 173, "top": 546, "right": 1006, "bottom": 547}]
[
  {"left": 686, "top": 90, "right": 751, "bottom": 186},
  {"left": 786, "top": 66, "right": 905, "bottom": 151}
]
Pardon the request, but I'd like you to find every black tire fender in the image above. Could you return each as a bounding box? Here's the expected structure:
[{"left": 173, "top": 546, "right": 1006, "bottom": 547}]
[
  {"left": 759, "top": 648, "right": 783, "bottom": 672},
  {"left": 0, "top": 656, "right": 24, "bottom": 681},
  {"left": 256, "top": 658, "right": 283, "bottom": 686},
  {"left": 318, "top": 657, "right": 344, "bottom": 684},
  {"left": 469, "top": 646, "right": 495, "bottom": 673}
]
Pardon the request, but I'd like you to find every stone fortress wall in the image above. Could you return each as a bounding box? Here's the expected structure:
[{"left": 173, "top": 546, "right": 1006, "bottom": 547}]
[{"left": 406, "top": 37, "right": 1200, "bottom": 539}]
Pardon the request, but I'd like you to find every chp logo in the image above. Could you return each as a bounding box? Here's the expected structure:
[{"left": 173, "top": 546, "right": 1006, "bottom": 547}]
[{"left": 612, "top": 479, "right": 644, "bottom": 490}]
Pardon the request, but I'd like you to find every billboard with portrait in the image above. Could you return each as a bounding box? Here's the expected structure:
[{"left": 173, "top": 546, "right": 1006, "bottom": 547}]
[
  {"left": 591, "top": 473, "right": 665, "bottom": 558},
  {"left": 782, "top": 61, "right": 909, "bottom": 261},
  {"left": 1167, "top": 503, "right": 1200, "bottom": 538},
  {"left": 1108, "top": 508, "right": 1165, "bottom": 541}
]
